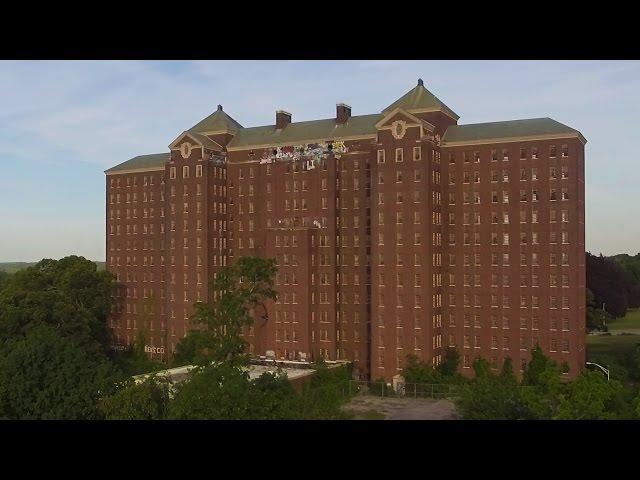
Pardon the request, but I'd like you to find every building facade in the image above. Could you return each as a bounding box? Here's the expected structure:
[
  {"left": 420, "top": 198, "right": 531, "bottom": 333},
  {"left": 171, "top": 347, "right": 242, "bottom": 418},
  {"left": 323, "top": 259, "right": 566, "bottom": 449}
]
[{"left": 105, "top": 80, "right": 586, "bottom": 380}]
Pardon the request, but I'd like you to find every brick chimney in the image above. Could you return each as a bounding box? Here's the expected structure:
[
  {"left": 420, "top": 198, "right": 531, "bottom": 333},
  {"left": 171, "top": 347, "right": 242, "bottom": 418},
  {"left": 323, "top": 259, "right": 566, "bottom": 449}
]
[
  {"left": 276, "top": 110, "right": 292, "bottom": 129},
  {"left": 336, "top": 103, "right": 351, "bottom": 124}
]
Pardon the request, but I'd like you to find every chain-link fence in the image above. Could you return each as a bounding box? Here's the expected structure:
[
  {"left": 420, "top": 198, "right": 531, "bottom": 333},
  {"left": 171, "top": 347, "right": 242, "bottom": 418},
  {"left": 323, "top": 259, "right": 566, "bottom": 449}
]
[{"left": 348, "top": 380, "right": 460, "bottom": 399}]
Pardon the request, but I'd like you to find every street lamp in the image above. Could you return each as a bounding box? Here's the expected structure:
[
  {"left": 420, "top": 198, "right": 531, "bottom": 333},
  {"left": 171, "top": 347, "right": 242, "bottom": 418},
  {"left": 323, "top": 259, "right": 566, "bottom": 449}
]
[{"left": 586, "top": 362, "right": 610, "bottom": 381}]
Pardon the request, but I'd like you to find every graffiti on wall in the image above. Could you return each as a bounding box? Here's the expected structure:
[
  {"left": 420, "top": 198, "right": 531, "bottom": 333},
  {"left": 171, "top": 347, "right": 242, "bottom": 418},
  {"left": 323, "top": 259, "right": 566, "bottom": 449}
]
[{"left": 257, "top": 140, "right": 348, "bottom": 168}]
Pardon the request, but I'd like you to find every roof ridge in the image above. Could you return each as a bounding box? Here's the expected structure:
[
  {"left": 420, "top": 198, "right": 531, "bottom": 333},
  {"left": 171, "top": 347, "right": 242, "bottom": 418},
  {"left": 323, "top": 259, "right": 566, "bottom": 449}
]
[
  {"left": 455, "top": 117, "right": 554, "bottom": 127},
  {"left": 237, "top": 113, "right": 382, "bottom": 131}
]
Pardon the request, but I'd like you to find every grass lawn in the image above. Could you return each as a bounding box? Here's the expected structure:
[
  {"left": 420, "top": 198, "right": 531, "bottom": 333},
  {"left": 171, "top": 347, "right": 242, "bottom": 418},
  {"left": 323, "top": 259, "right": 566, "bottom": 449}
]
[
  {"left": 608, "top": 308, "right": 640, "bottom": 332},
  {"left": 587, "top": 333, "right": 640, "bottom": 364}
]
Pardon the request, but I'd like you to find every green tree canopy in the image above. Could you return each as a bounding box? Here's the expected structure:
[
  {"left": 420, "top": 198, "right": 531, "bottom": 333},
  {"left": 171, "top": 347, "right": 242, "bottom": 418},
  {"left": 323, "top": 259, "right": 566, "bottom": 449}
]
[
  {"left": 174, "top": 257, "right": 277, "bottom": 367},
  {"left": 0, "top": 256, "right": 113, "bottom": 350},
  {"left": 100, "top": 376, "right": 171, "bottom": 420},
  {"left": 0, "top": 256, "right": 120, "bottom": 419},
  {"left": 0, "top": 325, "right": 121, "bottom": 419},
  {"left": 556, "top": 371, "right": 625, "bottom": 420}
]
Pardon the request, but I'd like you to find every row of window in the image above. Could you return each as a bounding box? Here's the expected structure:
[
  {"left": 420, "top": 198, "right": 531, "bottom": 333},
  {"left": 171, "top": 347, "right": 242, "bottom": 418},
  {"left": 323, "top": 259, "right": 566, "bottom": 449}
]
[
  {"left": 449, "top": 144, "right": 570, "bottom": 164},
  {"left": 450, "top": 166, "right": 569, "bottom": 183},
  {"left": 168, "top": 164, "right": 206, "bottom": 180},
  {"left": 449, "top": 252, "right": 570, "bottom": 267},
  {"left": 449, "top": 273, "right": 570, "bottom": 288},
  {"left": 449, "top": 294, "right": 572, "bottom": 309},
  {"left": 109, "top": 174, "right": 165, "bottom": 189},
  {"left": 449, "top": 209, "right": 569, "bottom": 225},
  {"left": 109, "top": 255, "right": 227, "bottom": 268},
  {"left": 376, "top": 147, "right": 424, "bottom": 163},
  {"left": 376, "top": 169, "right": 437, "bottom": 184},
  {"left": 450, "top": 314, "right": 571, "bottom": 330},
  {"left": 451, "top": 230, "right": 571, "bottom": 246},
  {"left": 450, "top": 314, "right": 572, "bottom": 331},
  {"left": 459, "top": 335, "right": 571, "bottom": 353},
  {"left": 169, "top": 184, "right": 225, "bottom": 197},
  {"left": 449, "top": 188, "right": 570, "bottom": 204}
]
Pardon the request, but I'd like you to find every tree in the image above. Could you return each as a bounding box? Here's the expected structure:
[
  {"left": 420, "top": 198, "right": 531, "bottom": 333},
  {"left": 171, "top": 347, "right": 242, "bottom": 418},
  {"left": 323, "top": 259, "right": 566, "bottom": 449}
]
[
  {"left": 99, "top": 376, "right": 171, "bottom": 420},
  {"left": 249, "top": 371, "right": 302, "bottom": 420},
  {"left": 438, "top": 347, "right": 461, "bottom": 378},
  {"left": 520, "top": 346, "right": 563, "bottom": 419},
  {"left": 299, "top": 361, "right": 353, "bottom": 419},
  {"left": 556, "top": 371, "right": 625, "bottom": 420},
  {"left": 0, "top": 271, "right": 9, "bottom": 291},
  {"left": 633, "top": 393, "right": 640, "bottom": 419},
  {"left": 586, "top": 288, "right": 611, "bottom": 332},
  {"left": 612, "top": 253, "right": 640, "bottom": 308},
  {"left": 0, "top": 256, "right": 114, "bottom": 352},
  {"left": 0, "top": 257, "right": 120, "bottom": 419},
  {"left": 0, "top": 325, "right": 121, "bottom": 419},
  {"left": 174, "top": 257, "right": 277, "bottom": 367},
  {"left": 586, "top": 252, "right": 637, "bottom": 318},
  {"left": 456, "top": 365, "right": 529, "bottom": 420},
  {"left": 403, "top": 354, "right": 441, "bottom": 384},
  {"left": 168, "top": 363, "right": 256, "bottom": 420},
  {"left": 522, "top": 345, "right": 561, "bottom": 388},
  {"left": 472, "top": 357, "right": 491, "bottom": 379}
]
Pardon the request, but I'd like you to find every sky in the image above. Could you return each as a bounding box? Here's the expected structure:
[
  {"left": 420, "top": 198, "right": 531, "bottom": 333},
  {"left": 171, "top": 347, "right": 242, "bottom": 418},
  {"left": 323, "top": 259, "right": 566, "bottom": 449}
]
[{"left": 0, "top": 60, "right": 638, "bottom": 262}]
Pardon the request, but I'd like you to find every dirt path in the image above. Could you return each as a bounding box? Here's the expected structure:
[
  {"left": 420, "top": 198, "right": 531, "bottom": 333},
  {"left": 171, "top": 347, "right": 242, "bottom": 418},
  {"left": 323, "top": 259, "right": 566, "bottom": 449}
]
[{"left": 343, "top": 395, "right": 458, "bottom": 420}]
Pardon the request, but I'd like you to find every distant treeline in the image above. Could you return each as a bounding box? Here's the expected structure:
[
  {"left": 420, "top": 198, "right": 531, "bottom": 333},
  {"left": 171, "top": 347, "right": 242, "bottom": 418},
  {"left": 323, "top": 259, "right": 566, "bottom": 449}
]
[
  {"left": 587, "top": 252, "right": 640, "bottom": 323},
  {"left": 0, "top": 261, "right": 105, "bottom": 274}
]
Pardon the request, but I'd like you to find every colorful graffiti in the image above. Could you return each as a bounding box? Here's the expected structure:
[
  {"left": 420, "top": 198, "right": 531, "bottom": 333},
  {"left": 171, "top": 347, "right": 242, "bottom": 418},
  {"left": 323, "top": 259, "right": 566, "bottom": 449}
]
[{"left": 258, "top": 140, "right": 348, "bottom": 168}]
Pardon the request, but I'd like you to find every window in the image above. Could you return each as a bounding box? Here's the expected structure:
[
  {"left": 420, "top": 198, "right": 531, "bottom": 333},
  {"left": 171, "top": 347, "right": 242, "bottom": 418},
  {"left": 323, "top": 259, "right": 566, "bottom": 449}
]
[
  {"left": 395, "top": 148, "right": 404, "bottom": 163},
  {"left": 413, "top": 147, "right": 421, "bottom": 161},
  {"left": 183, "top": 166, "right": 189, "bottom": 179},
  {"left": 196, "top": 165, "right": 202, "bottom": 177},
  {"left": 377, "top": 150, "right": 385, "bottom": 163},
  {"left": 170, "top": 167, "right": 176, "bottom": 180}
]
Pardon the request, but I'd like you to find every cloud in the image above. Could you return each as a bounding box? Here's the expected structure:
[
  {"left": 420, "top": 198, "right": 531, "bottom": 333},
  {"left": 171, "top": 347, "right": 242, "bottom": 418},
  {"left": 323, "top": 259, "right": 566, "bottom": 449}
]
[{"left": 0, "top": 60, "right": 637, "bottom": 259}]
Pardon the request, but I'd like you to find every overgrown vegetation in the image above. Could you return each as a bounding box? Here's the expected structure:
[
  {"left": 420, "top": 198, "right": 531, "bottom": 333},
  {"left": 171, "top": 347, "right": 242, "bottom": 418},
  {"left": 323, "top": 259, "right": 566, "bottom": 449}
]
[
  {"left": 0, "top": 255, "right": 355, "bottom": 419},
  {"left": 452, "top": 345, "right": 640, "bottom": 420},
  {"left": 3, "top": 252, "right": 640, "bottom": 419}
]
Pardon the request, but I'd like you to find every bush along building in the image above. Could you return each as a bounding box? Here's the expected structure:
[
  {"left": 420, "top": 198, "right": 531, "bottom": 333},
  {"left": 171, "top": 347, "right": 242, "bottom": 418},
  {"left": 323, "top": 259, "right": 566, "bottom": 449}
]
[{"left": 105, "top": 79, "right": 586, "bottom": 381}]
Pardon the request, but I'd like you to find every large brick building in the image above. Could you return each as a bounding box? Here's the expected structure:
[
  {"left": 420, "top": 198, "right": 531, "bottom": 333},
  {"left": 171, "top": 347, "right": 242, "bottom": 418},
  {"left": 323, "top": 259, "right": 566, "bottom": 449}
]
[{"left": 105, "top": 79, "right": 586, "bottom": 380}]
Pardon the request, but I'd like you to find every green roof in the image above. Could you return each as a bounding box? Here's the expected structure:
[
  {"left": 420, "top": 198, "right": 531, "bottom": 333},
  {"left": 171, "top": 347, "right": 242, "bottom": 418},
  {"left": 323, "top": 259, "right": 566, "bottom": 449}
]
[
  {"left": 189, "top": 105, "right": 243, "bottom": 134},
  {"left": 227, "top": 113, "right": 381, "bottom": 150},
  {"left": 187, "top": 131, "right": 223, "bottom": 150},
  {"left": 442, "top": 117, "right": 583, "bottom": 144},
  {"left": 383, "top": 79, "right": 459, "bottom": 119},
  {"left": 105, "top": 153, "right": 168, "bottom": 174}
]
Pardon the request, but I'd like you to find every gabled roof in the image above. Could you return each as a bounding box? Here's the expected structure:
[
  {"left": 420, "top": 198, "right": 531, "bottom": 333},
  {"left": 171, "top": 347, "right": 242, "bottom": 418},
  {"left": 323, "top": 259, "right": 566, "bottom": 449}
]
[
  {"left": 104, "top": 153, "right": 168, "bottom": 174},
  {"left": 188, "top": 105, "right": 243, "bottom": 134},
  {"left": 227, "top": 113, "right": 381, "bottom": 150},
  {"left": 441, "top": 117, "right": 586, "bottom": 145},
  {"left": 375, "top": 107, "right": 436, "bottom": 132},
  {"left": 169, "top": 131, "right": 223, "bottom": 151},
  {"left": 383, "top": 79, "right": 459, "bottom": 120}
]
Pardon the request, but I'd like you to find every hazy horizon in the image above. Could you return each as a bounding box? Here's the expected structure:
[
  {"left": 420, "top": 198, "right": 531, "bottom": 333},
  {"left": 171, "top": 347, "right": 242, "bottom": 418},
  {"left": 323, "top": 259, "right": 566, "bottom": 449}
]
[{"left": 1, "top": 60, "right": 638, "bottom": 262}]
